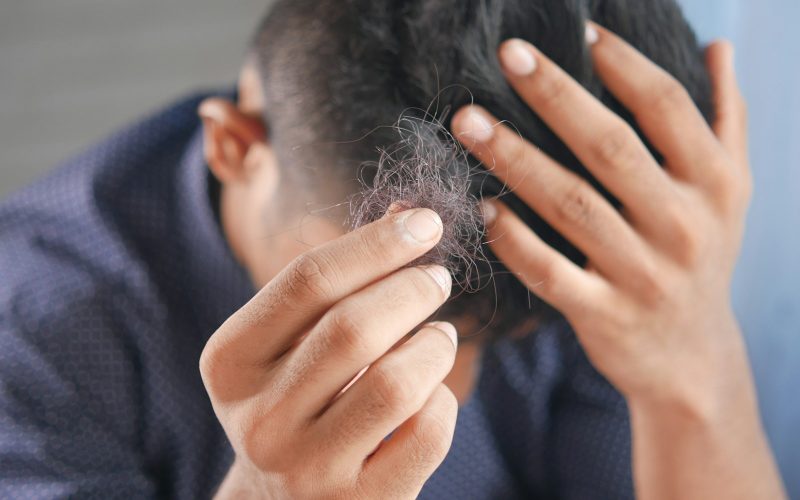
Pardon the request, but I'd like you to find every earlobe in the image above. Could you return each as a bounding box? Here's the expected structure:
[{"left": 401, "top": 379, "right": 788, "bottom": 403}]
[{"left": 198, "top": 97, "right": 267, "bottom": 184}]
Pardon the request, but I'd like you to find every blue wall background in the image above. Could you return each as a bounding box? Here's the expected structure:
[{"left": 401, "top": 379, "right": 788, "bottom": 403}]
[{"left": 678, "top": 0, "right": 800, "bottom": 494}]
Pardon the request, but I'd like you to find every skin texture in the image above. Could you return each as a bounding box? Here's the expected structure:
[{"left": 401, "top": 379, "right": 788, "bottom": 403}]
[
  {"left": 451, "top": 24, "right": 786, "bottom": 500},
  {"left": 248, "top": 0, "right": 717, "bottom": 338},
  {"left": 201, "top": 209, "right": 460, "bottom": 499},
  {"left": 198, "top": 25, "right": 786, "bottom": 500}
]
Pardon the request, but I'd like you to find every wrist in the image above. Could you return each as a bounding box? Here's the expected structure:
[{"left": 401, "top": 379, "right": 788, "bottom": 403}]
[
  {"left": 626, "top": 345, "right": 786, "bottom": 500},
  {"left": 628, "top": 396, "right": 785, "bottom": 500},
  {"left": 627, "top": 310, "right": 753, "bottom": 424}
]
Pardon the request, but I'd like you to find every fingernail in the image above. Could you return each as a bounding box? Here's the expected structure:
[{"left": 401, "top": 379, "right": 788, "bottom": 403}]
[
  {"left": 428, "top": 321, "right": 458, "bottom": 350},
  {"left": 500, "top": 39, "right": 538, "bottom": 76},
  {"left": 480, "top": 200, "right": 498, "bottom": 227},
  {"left": 586, "top": 23, "right": 599, "bottom": 46},
  {"left": 458, "top": 109, "right": 494, "bottom": 143},
  {"left": 403, "top": 209, "right": 443, "bottom": 243},
  {"left": 422, "top": 265, "right": 452, "bottom": 296}
]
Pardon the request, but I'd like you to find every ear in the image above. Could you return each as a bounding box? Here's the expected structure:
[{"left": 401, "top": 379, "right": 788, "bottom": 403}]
[{"left": 198, "top": 97, "right": 267, "bottom": 184}]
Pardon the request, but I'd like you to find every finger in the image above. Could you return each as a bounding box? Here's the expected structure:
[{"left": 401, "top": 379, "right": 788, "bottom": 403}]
[
  {"left": 278, "top": 264, "right": 452, "bottom": 419},
  {"left": 314, "top": 322, "right": 458, "bottom": 466},
  {"left": 208, "top": 208, "right": 444, "bottom": 366},
  {"left": 452, "top": 106, "right": 649, "bottom": 279},
  {"left": 490, "top": 37, "right": 679, "bottom": 227},
  {"left": 706, "top": 40, "right": 750, "bottom": 170},
  {"left": 359, "top": 384, "right": 458, "bottom": 499},
  {"left": 482, "top": 200, "right": 610, "bottom": 316},
  {"left": 587, "top": 23, "right": 726, "bottom": 185}
]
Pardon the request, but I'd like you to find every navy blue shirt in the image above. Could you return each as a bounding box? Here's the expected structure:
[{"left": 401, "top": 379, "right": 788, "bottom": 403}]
[{"left": 0, "top": 93, "right": 633, "bottom": 499}]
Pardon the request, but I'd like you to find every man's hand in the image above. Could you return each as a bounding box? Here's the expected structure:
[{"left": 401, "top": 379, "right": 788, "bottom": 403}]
[
  {"left": 201, "top": 208, "right": 459, "bottom": 499},
  {"left": 451, "top": 23, "right": 786, "bottom": 500}
]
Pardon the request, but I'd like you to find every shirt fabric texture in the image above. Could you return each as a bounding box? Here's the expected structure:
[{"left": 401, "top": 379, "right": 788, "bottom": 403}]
[{"left": 0, "top": 93, "right": 633, "bottom": 499}]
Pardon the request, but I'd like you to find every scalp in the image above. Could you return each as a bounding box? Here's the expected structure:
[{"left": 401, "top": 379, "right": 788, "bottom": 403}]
[{"left": 250, "top": 0, "right": 712, "bottom": 336}]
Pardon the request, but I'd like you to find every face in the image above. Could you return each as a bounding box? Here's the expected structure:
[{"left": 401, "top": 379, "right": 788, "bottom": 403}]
[
  {"left": 199, "top": 62, "right": 522, "bottom": 341},
  {"left": 199, "top": 62, "right": 524, "bottom": 341}
]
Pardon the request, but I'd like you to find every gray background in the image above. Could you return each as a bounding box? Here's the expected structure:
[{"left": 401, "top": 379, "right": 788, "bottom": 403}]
[{"left": 0, "top": 0, "right": 268, "bottom": 197}]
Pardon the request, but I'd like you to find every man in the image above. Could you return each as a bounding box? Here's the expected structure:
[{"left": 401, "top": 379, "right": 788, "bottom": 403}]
[{"left": 0, "top": 0, "right": 786, "bottom": 498}]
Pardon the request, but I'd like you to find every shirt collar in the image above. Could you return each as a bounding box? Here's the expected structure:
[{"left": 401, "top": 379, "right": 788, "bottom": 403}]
[{"left": 174, "top": 125, "right": 256, "bottom": 334}]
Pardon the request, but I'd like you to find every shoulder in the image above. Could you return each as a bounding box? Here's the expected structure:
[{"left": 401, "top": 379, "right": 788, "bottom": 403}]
[
  {"left": 0, "top": 227, "right": 151, "bottom": 384},
  {"left": 0, "top": 91, "right": 211, "bottom": 243},
  {"left": 0, "top": 92, "right": 237, "bottom": 498},
  {"left": 0, "top": 239, "right": 157, "bottom": 497},
  {"left": 0, "top": 92, "right": 219, "bottom": 347}
]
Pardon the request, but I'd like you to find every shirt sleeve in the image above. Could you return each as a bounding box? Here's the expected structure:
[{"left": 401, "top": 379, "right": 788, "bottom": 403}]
[{"left": 0, "top": 264, "right": 157, "bottom": 498}]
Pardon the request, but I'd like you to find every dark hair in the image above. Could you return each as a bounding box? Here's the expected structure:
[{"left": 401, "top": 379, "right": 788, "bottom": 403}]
[{"left": 250, "top": 0, "right": 713, "bottom": 339}]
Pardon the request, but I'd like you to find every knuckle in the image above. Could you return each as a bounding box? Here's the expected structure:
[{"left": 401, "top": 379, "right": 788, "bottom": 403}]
[
  {"left": 520, "top": 254, "right": 559, "bottom": 297},
  {"left": 713, "top": 166, "right": 738, "bottom": 204},
  {"left": 239, "top": 408, "right": 283, "bottom": 471},
  {"left": 662, "top": 203, "right": 701, "bottom": 266},
  {"left": 409, "top": 268, "right": 447, "bottom": 302},
  {"left": 536, "top": 265, "right": 559, "bottom": 297},
  {"left": 198, "top": 336, "right": 228, "bottom": 393},
  {"left": 650, "top": 76, "right": 691, "bottom": 115},
  {"left": 707, "top": 156, "right": 749, "bottom": 214},
  {"left": 410, "top": 421, "right": 453, "bottom": 465},
  {"left": 424, "top": 330, "right": 458, "bottom": 366},
  {"left": 410, "top": 334, "right": 456, "bottom": 380},
  {"left": 355, "top": 227, "right": 394, "bottom": 266},
  {"left": 677, "top": 239, "right": 702, "bottom": 269},
  {"left": 555, "top": 181, "right": 596, "bottom": 228},
  {"left": 413, "top": 397, "right": 456, "bottom": 462},
  {"left": 633, "top": 258, "right": 668, "bottom": 305},
  {"left": 198, "top": 340, "right": 220, "bottom": 382},
  {"left": 594, "top": 124, "right": 642, "bottom": 169},
  {"left": 711, "top": 156, "right": 735, "bottom": 183},
  {"left": 504, "top": 136, "right": 530, "bottom": 170},
  {"left": 536, "top": 72, "right": 571, "bottom": 108},
  {"left": 289, "top": 253, "right": 338, "bottom": 301},
  {"left": 323, "top": 306, "right": 372, "bottom": 360},
  {"left": 676, "top": 232, "right": 702, "bottom": 269},
  {"left": 371, "top": 363, "right": 416, "bottom": 414}
]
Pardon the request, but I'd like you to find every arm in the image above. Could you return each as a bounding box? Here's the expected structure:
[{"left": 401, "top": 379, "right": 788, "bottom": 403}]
[
  {"left": 0, "top": 295, "right": 156, "bottom": 498},
  {"left": 450, "top": 24, "right": 786, "bottom": 499}
]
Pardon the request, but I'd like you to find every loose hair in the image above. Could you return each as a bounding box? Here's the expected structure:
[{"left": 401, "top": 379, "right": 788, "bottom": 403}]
[{"left": 250, "top": 0, "right": 712, "bottom": 338}]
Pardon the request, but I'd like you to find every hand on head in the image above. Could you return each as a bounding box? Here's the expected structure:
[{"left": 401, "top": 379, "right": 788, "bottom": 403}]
[{"left": 451, "top": 24, "right": 785, "bottom": 500}]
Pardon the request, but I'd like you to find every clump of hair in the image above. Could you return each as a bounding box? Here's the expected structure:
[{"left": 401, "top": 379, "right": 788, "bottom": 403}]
[
  {"left": 349, "top": 113, "right": 487, "bottom": 290},
  {"left": 253, "top": 0, "right": 713, "bottom": 339}
]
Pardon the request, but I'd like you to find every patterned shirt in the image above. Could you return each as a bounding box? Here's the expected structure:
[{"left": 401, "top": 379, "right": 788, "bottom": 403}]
[{"left": 0, "top": 93, "right": 633, "bottom": 499}]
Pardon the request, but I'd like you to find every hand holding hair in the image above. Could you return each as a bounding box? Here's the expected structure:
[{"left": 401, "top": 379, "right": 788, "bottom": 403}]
[
  {"left": 202, "top": 209, "right": 459, "bottom": 499},
  {"left": 451, "top": 23, "right": 786, "bottom": 500}
]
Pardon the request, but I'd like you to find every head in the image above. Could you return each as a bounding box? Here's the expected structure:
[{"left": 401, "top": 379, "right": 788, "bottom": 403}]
[{"left": 199, "top": 0, "right": 712, "bottom": 340}]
